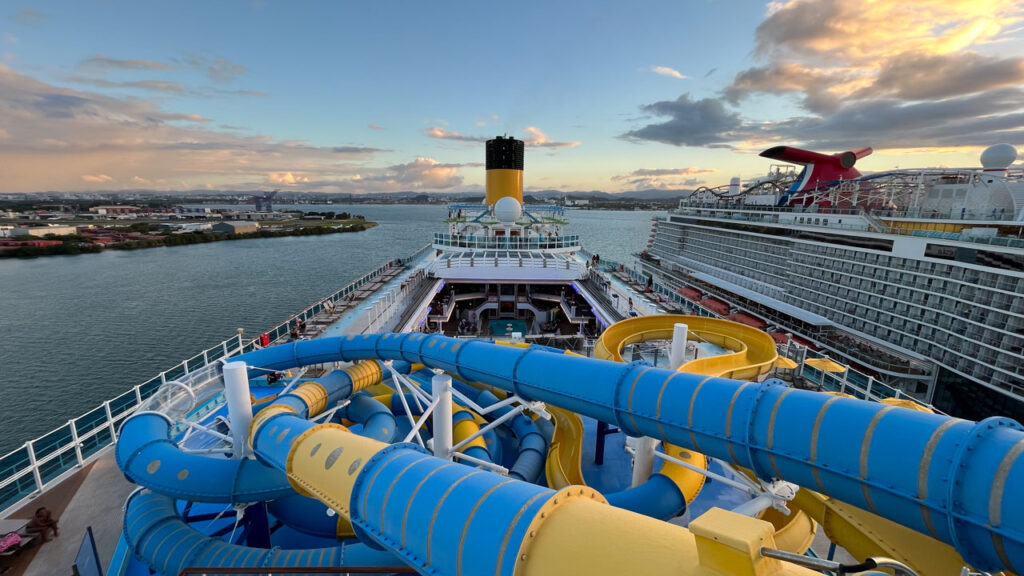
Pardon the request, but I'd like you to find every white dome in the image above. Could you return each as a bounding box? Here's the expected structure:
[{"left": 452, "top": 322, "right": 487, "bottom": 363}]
[
  {"left": 494, "top": 197, "right": 522, "bottom": 223},
  {"left": 980, "top": 144, "right": 1017, "bottom": 170}
]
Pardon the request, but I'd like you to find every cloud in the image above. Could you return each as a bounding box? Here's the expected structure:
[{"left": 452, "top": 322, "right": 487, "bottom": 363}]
[
  {"left": 650, "top": 65, "right": 686, "bottom": 79},
  {"left": 426, "top": 126, "right": 487, "bottom": 142},
  {"left": 175, "top": 53, "right": 248, "bottom": 83},
  {"left": 612, "top": 166, "right": 718, "bottom": 190},
  {"left": 79, "top": 55, "right": 173, "bottom": 71},
  {"left": 81, "top": 174, "right": 113, "bottom": 183},
  {"left": 627, "top": 0, "right": 1024, "bottom": 152},
  {"left": 522, "top": 126, "right": 580, "bottom": 148},
  {"left": 3, "top": 34, "right": 17, "bottom": 46},
  {"left": 131, "top": 176, "right": 149, "bottom": 184},
  {"left": 863, "top": 52, "right": 1024, "bottom": 100},
  {"left": 0, "top": 64, "right": 391, "bottom": 192},
  {"left": 66, "top": 76, "right": 187, "bottom": 94},
  {"left": 206, "top": 57, "right": 247, "bottom": 83},
  {"left": 368, "top": 124, "right": 385, "bottom": 130},
  {"left": 611, "top": 167, "right": 718, "bottom": 181},
  {"left": 14, "top": 8, "right": 47, "bottom": 23},
  {"left": 330, "top": 146, "right": 385, "bottom": 154},
  {"left": 268, "top": 171, "right": 310, "bottom": 185},
  {"left": 622, "top": 94, "right": 747, "bottom": 147}
]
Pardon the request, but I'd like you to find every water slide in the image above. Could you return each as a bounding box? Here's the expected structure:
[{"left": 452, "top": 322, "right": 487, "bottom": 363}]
[
  {"left": 117, "top": 331, "right": 1024, "bottom": 575},
  {"left": 591, "top": 314, "right": 814, "bottom": 553}
]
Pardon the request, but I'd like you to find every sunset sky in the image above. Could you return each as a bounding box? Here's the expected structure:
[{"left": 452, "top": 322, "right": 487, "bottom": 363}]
[{"left": 1, "top": 0, "right": 1023, "bottom": 194}]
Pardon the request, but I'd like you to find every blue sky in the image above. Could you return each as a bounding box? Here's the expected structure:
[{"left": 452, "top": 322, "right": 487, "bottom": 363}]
[{"left": 1, "top": 0, "right": 1022, "bottom": 193}]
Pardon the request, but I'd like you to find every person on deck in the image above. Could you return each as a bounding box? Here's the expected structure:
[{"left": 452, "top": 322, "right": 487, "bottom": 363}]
[{"left": 26, "top": 507, "right": 58, "bottom": 542}]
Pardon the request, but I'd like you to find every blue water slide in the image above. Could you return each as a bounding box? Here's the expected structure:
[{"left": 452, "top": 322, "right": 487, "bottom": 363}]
[
  {"left": 342, "top": 393, "right": 398, "bottom": 443},
  {"left": 116, "top": 412, "right": 293, "bottom": 503},
  {"left": 233, "top": 334, "right": 1024, "bottom": 572},
  {"left": 123, "top": 490, "right": 400, "bottom": 576},
  {"left": 454, "top": 384, "right": 544, "bottom": 483}
]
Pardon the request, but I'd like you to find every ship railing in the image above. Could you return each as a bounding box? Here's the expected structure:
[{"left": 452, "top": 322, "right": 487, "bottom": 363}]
[
  {"left": 433, "top": 233, "right": 580, "bottom": 251},
  {"left": 439, "top": 253, "right": 587, "bottom": 275},
  {"left": 0, "top": 331, "right": 249, "bottom": 519},
  {"left": 673, "top": 203, "right": 1024, "bottom": 248},
  {"left": 639, "top": 277, "right": 938, "bottom": 412},
  {"left": 0, "top": 245, "right": 434, "bottom": 519}
]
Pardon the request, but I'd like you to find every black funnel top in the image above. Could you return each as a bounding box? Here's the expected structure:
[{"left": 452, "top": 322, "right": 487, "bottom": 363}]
[{"left": 486, "top": 136, "right": 525, "bottom": 171}]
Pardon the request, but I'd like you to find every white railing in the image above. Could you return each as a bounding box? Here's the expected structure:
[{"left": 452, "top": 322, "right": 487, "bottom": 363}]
[
  {"left": 0, "top": 332, "right": 248, "bottom": 518},
  {"left": 433, "top": 233, "right": 580, "bottom": 251},
  {"left": 0, "top": 244, "right": 434, "bottom": 519}
]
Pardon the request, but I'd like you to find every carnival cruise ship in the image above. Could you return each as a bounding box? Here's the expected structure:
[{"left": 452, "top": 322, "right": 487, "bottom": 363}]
[
  {"left": 637, "top": 144, "right": 1024, "bottom": 422},
  {"left": 0, "top": 138, "right": 1021, "bottom": 576}
]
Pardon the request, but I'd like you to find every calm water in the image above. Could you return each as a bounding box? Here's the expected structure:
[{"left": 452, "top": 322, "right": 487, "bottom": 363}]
[{"left": 0, "top": 206, "right": 657, "bottom": 454}]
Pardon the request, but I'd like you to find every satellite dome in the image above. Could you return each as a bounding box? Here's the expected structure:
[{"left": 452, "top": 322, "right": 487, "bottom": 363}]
[
  {"left": 980, "top": 144, "right": 1017, "bottom": 170},
  {"left": 494, "top": 196, "right": 522, "bottom": 223}
]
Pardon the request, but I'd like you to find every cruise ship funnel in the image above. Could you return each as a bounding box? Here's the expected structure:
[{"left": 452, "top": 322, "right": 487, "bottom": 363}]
[{"left": 485, "top": 136, "right": 524, "bottom": 206}]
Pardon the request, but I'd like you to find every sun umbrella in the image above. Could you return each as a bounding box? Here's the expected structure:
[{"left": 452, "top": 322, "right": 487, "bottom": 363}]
[{"left": 805, "top": 357, "right": 847, "bottom": 373}]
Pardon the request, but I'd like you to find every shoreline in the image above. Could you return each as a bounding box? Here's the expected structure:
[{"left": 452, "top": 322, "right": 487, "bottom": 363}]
[{"left": 0, "top": 220, "right": 378, "bottom": 259}]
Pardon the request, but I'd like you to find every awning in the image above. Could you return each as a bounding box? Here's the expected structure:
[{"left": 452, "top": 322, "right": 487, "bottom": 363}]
[
  {"left": 805, "top": 357, "right": 847, "bottom": 373},
  {"left": 774, "top": 357, "right": 799, "bottom": 370},
  {"left": 728, "top": 312, "right": 767, "bottom": 330}
]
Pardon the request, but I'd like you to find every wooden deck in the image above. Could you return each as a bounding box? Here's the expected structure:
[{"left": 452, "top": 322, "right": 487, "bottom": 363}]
[{"left": 1, "top": 452, "right": 133, "bottom": 576}]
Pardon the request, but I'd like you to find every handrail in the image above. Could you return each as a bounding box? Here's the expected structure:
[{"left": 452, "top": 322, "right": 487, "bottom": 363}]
[
  {"left": 673, "top": 204, "right": 1024, "bottom": 248},
  {"left": 433, "top": 233, "right": 580, "bottom": 251},
  {"left": 0, "top": 244, "right": 433, "bottom": 519}
]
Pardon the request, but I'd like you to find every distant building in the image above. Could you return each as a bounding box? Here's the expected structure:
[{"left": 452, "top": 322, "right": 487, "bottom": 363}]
[
  {"left": 11, "top": 225, "right": 79, "bottom": 237},
  {"left": 88, "top": 205, "right": 139, "bottom": 215},
  {"left": 213, "top": 222, "right": 260, "bottom": 234}
]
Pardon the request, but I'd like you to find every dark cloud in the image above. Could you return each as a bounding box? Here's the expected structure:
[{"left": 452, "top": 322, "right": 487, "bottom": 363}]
[
  {"left": 33, "top": 93, "right": 91, "bottom": 118},
  {"left": 772, "top": 89, "right": 1024, "bottom": 149},
  {"left": 754, "top": 0, "right": 844, "bottom": 58},
  {"left": 207, "top": 57, "right": 246, "bottom": 83},
  {"left": 331, "top": 146, "right": 386, "bottom": 154},
  {"left": 174, "top": 53, "right": 248, "bottom": 83},
  {"left": 79, "top": 55, "right": 173, "bottom": 71},
  {"left": 865, "top": 52, "right": 1024, "bottom": 100},
  {"left": 66, "top": 76, "right": 187, "bottom": 94},
  {"left": 612, "top": 167, "right": 716, "bottom": 180},
  {"left": 621, "top": 94, "right": 746, "bottom": 147},
  {"left": 14, "top": 8, "right": 47, "bottom": 23},
  {"left": 724, "top": 64, "right": 848, "bottom": 113}
]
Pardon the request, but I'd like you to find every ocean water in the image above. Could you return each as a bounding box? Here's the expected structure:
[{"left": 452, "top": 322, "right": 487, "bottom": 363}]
[{"left": 0, "top": 206, "right": 658, "bottom": 454}]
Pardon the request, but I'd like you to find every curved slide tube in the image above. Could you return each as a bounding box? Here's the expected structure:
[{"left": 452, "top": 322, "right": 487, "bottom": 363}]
[
  {"left": 234, "top": 332, "right": 1024, "bottom": 573},
  {"left": 116, "top": 412, "right": 294, "bottom": 503},
  {"left": 123, "top": 490, "right": 401, "bottom": 576},
  {"left": 596, "top": 315, "right": 809, "bottom": 552}
]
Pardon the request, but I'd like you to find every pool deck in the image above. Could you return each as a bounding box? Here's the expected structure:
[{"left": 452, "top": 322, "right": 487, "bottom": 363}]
[{"left": 1, "top": 452, "right": 132, "bottom": 576}]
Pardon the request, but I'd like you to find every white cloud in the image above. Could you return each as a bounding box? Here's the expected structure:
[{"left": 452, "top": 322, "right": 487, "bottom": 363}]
[
  {"left": 81, "top": 174, "right": 114, "bottom": 183},
  {"left": 523, "top": 126, "right": 580, "bottom": 148},
  {"left": 268, "top": 171, "right": 311, "bottom": 185},
  {"left": 650, "top": 65, "right": 686, "bottom": 79}
]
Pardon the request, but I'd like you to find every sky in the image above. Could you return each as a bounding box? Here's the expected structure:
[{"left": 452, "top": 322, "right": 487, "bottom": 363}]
[{"left": 1, "top": 0, "right": 1023, "bottom": 194}]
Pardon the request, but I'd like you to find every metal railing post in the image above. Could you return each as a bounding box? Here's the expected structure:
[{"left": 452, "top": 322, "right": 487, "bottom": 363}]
[
  {"left": 25, "top": 442, "right": 43, "bottom": 493},
  {"left": 105, "top": 400, "right": 119, "bottom": 440},
  {"left": 69, "top": 420, "right": 84, "bottom": 467}
]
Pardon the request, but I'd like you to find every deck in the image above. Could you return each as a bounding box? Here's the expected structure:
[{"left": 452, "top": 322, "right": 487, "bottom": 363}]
[{"left": 0, "top": 452, "right": 132, "bottom": 576}]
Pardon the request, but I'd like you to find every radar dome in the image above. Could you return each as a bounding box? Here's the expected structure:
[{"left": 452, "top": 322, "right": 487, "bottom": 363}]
[
  {"left": 494, "top": 196, "right": 522, "bottom": 223},
  {"left": 980, "top": 144, "right": 1017, "bottom": 170}
]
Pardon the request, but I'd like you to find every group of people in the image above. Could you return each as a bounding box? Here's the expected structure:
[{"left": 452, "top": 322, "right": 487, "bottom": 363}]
[
  {"left": 458, "top": 315, "right": 478, "bottom": 335},
  {"left": 288, "top": 318, "right": 307, "bottom": 340}
]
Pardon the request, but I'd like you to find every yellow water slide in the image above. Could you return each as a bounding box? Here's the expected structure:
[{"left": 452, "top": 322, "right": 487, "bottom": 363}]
[
  {"left": 591, "top": 315, "right": 974, "bottom": 575},
  {"left": 588, "top": 314, "right": 815, "bottom": 554}
]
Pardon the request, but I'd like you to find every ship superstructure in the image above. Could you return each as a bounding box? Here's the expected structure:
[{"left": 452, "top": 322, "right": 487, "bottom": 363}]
[{"left": 639, "top": 144, "right": 1024, "bottom": 421}]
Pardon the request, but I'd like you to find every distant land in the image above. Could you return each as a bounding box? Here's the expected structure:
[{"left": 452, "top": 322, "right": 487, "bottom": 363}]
[{"left": 0, "top": 188, "right": 695, "bottom": 204}]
